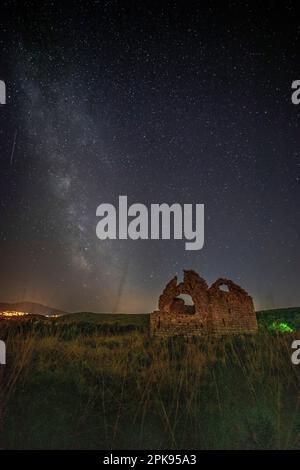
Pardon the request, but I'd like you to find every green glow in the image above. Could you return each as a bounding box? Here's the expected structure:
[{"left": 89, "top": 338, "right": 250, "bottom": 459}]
[{"left": 269, "top": 321, "right": 294, "bottom": 333}]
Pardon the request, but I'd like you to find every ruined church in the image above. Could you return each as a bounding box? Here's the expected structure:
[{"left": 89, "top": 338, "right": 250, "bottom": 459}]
[{"left": 150, "top": 270, "right": 258, "bottom": 336}]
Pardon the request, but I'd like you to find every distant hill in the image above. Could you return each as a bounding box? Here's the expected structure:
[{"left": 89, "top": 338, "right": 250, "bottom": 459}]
[
  {"left": 66, "top": 308, "right": 300, "bottom": 330},
  {"left": 0, "top": 302, "right": 149, "bottom": 327},
  {"left": 0, "top": 301, "right": 299, "bottom": 330},
  {"left": 65, "top": 307, "right": 300, "bottom": 331},
  {"left": 0, "top": 301, "right": 68, "bottom": 317}
]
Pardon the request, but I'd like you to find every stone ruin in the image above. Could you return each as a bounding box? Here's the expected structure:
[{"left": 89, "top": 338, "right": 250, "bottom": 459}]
[{"left": 150, "top": 270, "right": 258, "bottom": 336}]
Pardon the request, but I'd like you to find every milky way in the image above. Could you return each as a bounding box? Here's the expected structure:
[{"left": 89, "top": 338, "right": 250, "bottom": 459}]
[{"left": 0, "top": 2, "right": 299, "bottom": 312}]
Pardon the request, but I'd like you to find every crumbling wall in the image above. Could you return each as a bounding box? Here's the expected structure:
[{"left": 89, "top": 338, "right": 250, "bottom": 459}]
[
  {"left": 208, "top": 278, "right": 258, "bottom": 335},
  {"left": 150, "top": 310, "right": 208, "bottom": 337},
  {"left": 150, "top": 270, "right": 258, "bottom": 337},
  {"left": 151, "top": 270, "right": 212, "bottom": 337}
]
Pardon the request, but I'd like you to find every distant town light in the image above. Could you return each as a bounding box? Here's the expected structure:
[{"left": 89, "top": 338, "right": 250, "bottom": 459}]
[{"left": 0, "top": 310, "right": 29, "bottom": 318}]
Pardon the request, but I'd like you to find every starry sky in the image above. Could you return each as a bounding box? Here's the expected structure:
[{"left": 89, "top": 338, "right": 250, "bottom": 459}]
[{"left": 0, "top": 1, "right": 299, "bottom": 313}]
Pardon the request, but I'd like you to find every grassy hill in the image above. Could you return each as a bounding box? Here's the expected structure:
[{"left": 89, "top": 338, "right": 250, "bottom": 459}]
[
  {"left": 1, "top": 301, "right": 300, "bottom": 332},
  {"left": 3, "top": 316, "right": 300, "bottom": 449},
  {"left": 256, "top": 307, "right": 300, "bottom": 330},
  {"left": 61, "top": 308, "right": 300, "bottom": 331},
  {"left": 1, "top": 304, "right": 300, "bottom": 449}
]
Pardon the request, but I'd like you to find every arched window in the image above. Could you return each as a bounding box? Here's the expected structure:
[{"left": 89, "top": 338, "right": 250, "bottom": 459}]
[
  {"left": 172, "top": 294, "right": 196, "bottom": 314},
  {"left": 176, "top": 294, "right": 194, "bottom": 305},
  {"left": 219, "top": 284, "right": 230, "bottom": 292}
]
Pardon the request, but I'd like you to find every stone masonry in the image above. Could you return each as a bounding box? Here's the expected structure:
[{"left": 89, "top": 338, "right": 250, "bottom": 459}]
[{"left": 150, "top": 270, "right": 258, "bottom": 336}]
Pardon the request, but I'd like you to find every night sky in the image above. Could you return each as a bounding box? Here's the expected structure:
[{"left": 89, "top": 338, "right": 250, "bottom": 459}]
[{"left": 0, "top": 1, "right": 299, "bottom": 313}]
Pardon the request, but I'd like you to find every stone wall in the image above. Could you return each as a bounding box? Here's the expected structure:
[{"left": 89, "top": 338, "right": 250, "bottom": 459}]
[{"left": 150, "top": 270, "right": 257, "bottom": 337}]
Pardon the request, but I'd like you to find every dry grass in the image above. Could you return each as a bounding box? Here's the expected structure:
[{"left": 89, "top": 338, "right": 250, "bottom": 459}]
[{"left": 1, "top": 324, "right": 300, "bottom": 449}]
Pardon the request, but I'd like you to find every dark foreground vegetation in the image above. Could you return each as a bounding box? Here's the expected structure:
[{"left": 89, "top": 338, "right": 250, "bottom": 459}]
[{"left": 0, "top": 308, "right": 299, "bottom": 449}]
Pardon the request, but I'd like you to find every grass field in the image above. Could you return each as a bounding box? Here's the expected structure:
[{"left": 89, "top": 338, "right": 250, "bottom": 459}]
[
  {"left": 0, "top": 308, "right": 299, "bottom": 450},
  {"left": 58, "top": 311, "right": 149, "bottom": 328}
]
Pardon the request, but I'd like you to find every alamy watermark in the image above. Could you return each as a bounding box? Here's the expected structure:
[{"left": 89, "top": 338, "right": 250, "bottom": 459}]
[
  {"left": 0, "top": 80, "right": 6, "bottom": 105},
  {"left": 291, "top": 340, "right": 300, "bottom": 365},
  {"left": 291, "top": 80, "right": 300, "bottom": 105},
  {"left": 0, "top": 340, "right": 6, "bottom": 365},
  {"left": 96, "top": 196, "right": 204, "bottom": 251}
]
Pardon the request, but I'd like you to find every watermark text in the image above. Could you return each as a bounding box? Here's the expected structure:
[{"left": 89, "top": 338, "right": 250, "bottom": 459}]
[
  {"left": 96, "top": 196, "right": 204, "bottom": 251},
  {"left": 0, "top": 80, "right": 6, "bottom": 105},
  {"left": 0, "top": 340, "right": 6, "bottom": 365}
]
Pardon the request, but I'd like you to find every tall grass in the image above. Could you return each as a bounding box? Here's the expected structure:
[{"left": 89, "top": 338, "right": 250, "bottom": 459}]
[{"left": 1, "top": 320, "right": 300, "bottom": 449}]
